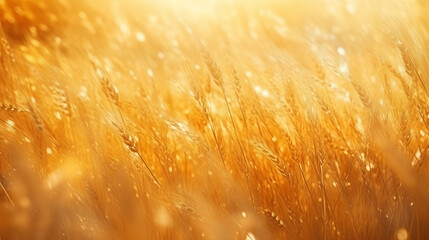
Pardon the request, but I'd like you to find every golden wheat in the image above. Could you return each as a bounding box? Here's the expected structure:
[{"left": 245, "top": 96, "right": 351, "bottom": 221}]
[{"left": 1, "top": 0, "right": 429, "bottom": 239}]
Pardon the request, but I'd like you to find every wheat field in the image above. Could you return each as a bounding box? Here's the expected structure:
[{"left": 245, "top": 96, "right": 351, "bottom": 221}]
[{"left": 1, "top": 0, "right": 429, "bottom": 239}]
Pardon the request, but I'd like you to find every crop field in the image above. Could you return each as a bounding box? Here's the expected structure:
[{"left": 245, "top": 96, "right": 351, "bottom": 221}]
[{"left": 1, "top": 0, "right": 429, "bottom": 239}]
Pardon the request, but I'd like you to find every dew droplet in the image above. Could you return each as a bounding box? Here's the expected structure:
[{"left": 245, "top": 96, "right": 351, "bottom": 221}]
[
  {"left": 262, "top": 90, "right": 270, "bottom": 97},
  {"left": 147, "top": 68, "right": 154, "bottom": 78},
  {"left": 337, "top": 47, "right": 346, "bottom": 56},
  {"left": 396, "top": 228, "right": 408, "bottom": 240},
  {"left": 136, "top": 32, "right": 146, "bottom": 42}
]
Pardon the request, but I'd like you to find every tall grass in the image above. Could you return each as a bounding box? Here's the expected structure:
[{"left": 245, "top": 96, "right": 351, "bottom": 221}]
[{"left": 1, "top": 0, "right": 429, "bottom": 239}]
